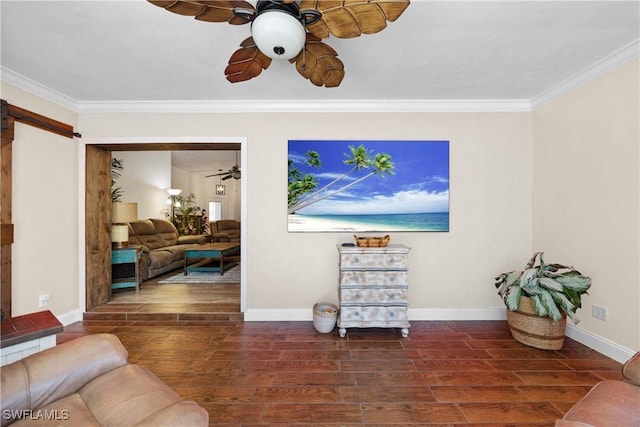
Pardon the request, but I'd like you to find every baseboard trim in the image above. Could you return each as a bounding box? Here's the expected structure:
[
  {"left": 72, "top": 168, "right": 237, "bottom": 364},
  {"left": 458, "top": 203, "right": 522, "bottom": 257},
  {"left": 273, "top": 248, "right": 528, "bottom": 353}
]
[
  {"left": 244, "top": 308, "right": 508, "bottom": 322},
  {"left": 244, "top": 308, "right": 634, "bottom": 363},
  {"left": 244, "top": 309, "right": 313, "bottom": 322},
  {"left": 56, "top": 309, "right": 83, "bottom": 326},
  {"left": 408, "top": 308, "right": 507, "bottom": 321},
  {"left": 565, "top": 325, "right": 635, "bottom": 364}
]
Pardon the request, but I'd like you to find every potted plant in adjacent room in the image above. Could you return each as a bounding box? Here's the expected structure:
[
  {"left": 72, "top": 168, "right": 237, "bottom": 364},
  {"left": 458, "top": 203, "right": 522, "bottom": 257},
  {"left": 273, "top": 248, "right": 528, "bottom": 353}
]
[
  {"left": 494, "top": 251, "right": 592, "bottom": 350},
  {"left": 170, "top": 193, "right": 202, "bottom": 235}
]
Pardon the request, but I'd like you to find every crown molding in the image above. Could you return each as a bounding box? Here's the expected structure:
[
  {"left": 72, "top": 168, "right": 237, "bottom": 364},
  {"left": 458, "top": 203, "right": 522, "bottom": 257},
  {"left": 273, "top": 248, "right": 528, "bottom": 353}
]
[
  {"left": 76, "top": 99, "right": 531, "bottom": 113},
  {"left": 0, "top": 66, "right": 530, "bottom": 113},
  {"left": 530, "top": 38, "right": 640, "bottom": 110},
  {"left": 1, "top": 67, "right": 79, "bottom": 112},
  {"left": 4, "top": 37, "right": 638, "bottom": 114}
]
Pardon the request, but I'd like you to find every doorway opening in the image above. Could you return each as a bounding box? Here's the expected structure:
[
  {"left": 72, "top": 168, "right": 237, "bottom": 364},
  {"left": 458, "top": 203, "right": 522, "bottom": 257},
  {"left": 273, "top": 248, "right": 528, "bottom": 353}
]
[{"left": 82, "top": 138, "right": 247, "bottom": 321}]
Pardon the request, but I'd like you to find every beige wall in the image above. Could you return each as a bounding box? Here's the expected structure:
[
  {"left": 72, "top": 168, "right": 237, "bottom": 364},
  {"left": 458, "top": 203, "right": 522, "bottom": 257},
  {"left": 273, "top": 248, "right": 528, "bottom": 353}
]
[
  {"left": 116, "top": 151, "right": 171, "bottom": 219},
  {"left": 7, "top": 60, "right": 640, "bottom": 356},
  {"left": 2, "top": 83, "right": 79, "bottom": 318},
  {"left": 4, "top": 58, "right": 636, "bottom": 354},
  {"left": 532, "top": 58, "right": 640, "bottom": 352},
  {"left": 78, "top": 111, "right": 533, "bottom": 316}
]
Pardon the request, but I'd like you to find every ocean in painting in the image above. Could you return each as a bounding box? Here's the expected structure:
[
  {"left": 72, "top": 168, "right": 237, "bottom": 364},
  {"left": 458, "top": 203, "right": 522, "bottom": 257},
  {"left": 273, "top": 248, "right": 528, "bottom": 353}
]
[{"left": 288, "top": 212, "right": 449, "bottom": 232}]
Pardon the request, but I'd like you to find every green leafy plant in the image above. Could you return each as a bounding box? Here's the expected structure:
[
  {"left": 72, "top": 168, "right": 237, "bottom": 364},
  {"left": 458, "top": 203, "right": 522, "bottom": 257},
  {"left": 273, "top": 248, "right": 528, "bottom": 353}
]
[
  {"left": 494, "top": 252, "right": 592, "bottom": 324},
  {"left": 111, "top": 158, "right": 124, "bottom": 202},
  {"left": 170, "top": 193, "right": 201, "bottom": 235}
]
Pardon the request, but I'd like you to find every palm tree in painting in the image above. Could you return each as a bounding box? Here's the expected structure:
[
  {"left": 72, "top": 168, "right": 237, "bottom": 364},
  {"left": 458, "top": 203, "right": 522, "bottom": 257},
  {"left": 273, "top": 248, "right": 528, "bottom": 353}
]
[
  {"left": 288, "top": 144, "right": 394, "bottom": 214},
  {"left": 288, "top": 150, "right": 321, "bottom": 208}
]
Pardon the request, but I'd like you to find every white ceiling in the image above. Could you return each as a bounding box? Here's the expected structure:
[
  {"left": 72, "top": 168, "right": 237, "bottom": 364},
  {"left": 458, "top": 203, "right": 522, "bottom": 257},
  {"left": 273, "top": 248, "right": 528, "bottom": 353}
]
[
  {"left": 171, "top": 149, "right": 239, "bottom": 175},
  {"left": 2, "top": 1, "right": 638, "bottom": 172},
  {"left": 2, "top": 0, "right": 638, "bottom": 107}
]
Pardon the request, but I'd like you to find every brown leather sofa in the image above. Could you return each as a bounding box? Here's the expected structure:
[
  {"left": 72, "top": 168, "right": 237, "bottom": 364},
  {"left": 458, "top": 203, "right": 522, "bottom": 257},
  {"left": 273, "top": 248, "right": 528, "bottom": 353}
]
[
  {"left": 210, "top": 219, "right": 240, "bottom": 243},
  {"left": 556, "top": 351, "right": 640, "bottom": 426},
  {"left": 1, "top": 334, "right": 208, "bottom": 427},
  {"left": 127, "top": 218, "right": 206, "bottom": 280}
]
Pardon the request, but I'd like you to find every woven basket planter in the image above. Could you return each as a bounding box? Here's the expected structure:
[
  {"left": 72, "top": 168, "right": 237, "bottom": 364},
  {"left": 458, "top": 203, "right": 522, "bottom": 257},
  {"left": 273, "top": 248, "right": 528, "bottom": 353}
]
[
  {"left": 313, "top": 302, "right": 338, "bottom": 333},
  {"left": 507, "top": 296, "right": 567, "bottom": 350}
]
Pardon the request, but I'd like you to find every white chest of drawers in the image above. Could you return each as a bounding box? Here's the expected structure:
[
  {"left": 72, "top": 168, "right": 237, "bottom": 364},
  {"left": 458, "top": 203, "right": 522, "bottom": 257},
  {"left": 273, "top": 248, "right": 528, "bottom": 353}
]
[{"left": 337, "top": 244, "right": 411, "bottom": 337}]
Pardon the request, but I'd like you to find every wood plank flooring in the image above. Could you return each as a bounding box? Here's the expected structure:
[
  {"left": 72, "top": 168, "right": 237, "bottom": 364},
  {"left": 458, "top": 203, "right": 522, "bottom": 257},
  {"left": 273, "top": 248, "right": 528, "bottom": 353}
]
[
  {"left": 85, "top": 270, "right": 242, "bottom": 322},
  {"left": 59, "top": 314, "right": 623, "bottom": 426}
]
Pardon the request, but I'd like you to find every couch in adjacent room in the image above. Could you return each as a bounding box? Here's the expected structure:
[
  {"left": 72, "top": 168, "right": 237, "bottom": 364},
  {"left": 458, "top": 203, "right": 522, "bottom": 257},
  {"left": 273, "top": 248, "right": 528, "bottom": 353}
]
[
  {"left": 0, "top": 333, "right": 208, "bottom": 426},
  {"left": 210, "top": 219, "right": 240, "bottom": 243},
  {"left": 127, "top": 218, "right": 206, "bottom": 280},
  {"left": 555, "top": 351, "right": 640, "bottom": 426}
]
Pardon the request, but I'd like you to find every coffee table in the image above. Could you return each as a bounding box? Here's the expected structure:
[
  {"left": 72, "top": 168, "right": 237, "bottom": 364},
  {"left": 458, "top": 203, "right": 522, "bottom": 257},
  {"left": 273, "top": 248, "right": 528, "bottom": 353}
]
[{"left": 183, "top": 243, "right": 240, "bottom": 276}]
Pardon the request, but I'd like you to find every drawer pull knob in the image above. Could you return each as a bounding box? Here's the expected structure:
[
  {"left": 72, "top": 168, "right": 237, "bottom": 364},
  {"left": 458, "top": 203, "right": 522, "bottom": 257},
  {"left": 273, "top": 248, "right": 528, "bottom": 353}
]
[
  {"left": 389, "top": 277, "right": 395, "bottom": 282},
  {"left": 354, "top": 293, "right": 360, "bottom": 299},
  {"left": 354, "top": 257, "right": 360, "bottom": 263},
  {"left": 354, "top": 311, "right": 360, "bottom": 317},
  {"left": 389, "top": 312, "right": 395, "bottom": 318}
]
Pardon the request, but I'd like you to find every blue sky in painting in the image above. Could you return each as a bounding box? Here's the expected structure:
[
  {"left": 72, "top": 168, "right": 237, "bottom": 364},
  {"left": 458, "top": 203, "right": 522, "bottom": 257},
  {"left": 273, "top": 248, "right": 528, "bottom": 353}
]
[{"left": 288, "top": 140, "right": 449, "bottom": 215}]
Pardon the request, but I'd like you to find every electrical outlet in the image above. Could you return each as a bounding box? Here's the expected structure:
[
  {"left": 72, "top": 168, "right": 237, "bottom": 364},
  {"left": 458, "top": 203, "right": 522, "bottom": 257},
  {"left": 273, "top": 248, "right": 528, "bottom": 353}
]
[
  {"left": 592, "top": 304, "right": 607, "bottom": 321},
  {"left": 38, "top": 293, "right": 49, "bottom": 308}
]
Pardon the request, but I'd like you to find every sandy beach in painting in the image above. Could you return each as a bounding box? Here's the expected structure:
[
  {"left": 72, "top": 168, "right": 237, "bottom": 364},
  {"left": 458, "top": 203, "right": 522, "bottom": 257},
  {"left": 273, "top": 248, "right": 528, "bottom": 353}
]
[{"left": 288, "top": 214, "right": 414, "bottom": 233}]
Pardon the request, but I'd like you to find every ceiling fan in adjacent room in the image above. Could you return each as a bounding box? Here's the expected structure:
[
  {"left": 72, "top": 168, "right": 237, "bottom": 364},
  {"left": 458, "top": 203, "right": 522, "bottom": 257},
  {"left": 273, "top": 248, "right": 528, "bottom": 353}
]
[
  {"left": 148, "top": 0, "right": 410, "bottom": 87},
  {"left": 205, "top": 152, "right": 241, "bottom": 181}
]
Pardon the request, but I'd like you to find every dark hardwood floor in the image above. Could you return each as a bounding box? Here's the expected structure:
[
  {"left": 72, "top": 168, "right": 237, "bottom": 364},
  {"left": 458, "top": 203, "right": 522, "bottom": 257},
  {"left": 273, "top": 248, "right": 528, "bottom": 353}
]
[{"left": 63, "top": 279, "right": 623, "bottom": 426}]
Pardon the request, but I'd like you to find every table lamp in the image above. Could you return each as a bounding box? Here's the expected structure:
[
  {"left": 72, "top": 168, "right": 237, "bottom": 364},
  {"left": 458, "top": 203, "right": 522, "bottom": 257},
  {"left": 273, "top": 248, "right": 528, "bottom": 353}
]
[{"left": 111, "top": 202, "right": 137, "bottom": 248}]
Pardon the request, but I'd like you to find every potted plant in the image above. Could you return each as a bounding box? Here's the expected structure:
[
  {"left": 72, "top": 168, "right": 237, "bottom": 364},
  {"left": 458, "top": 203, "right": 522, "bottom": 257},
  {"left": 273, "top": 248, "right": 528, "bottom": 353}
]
[
  {"left": 494, "top": 251, "right": 592, "bottom": 350},
  {"left": 169, "top": 193, "right": 202, "bottom": 235}
]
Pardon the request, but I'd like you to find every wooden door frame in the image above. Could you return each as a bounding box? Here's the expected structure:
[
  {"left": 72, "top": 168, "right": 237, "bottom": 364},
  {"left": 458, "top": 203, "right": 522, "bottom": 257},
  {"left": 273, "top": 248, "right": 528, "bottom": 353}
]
[{"left": 81, "top": 137, "right": 247, "bottom": 315}]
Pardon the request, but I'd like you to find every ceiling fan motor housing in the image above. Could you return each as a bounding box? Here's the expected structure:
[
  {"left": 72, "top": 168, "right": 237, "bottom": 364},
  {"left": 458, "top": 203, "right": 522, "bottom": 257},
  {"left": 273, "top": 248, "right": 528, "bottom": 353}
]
[{"left": 252, "top": 0, "right": 307, "bottom": 60}]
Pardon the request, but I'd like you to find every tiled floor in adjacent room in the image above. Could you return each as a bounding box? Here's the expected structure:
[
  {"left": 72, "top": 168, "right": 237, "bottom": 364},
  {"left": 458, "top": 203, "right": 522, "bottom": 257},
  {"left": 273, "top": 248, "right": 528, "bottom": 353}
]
[{"left": 58, "top": 317, "right": 623, "bottom": 426}]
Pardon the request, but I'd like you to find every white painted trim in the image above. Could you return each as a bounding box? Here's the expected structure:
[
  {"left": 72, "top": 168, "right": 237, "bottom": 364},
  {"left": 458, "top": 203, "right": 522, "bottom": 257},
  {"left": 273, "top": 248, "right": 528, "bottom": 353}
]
[
  {"left": 1, "top": 67, "right": 78, "bottom": 111},
  {"left": 3, "top": 67, "right": 530, "bottom": 113},
  {"left": 244, "top": 309, "right": 314, "bottom": 322},
  {"left": 408, "top": 307, "right": 507, "bottom": 321},
  {"left": 565, "top": 324, "right": 636, "bottom": 364},
  {"left": 6, "top": 36, "right": 638, "bottom": 114},
  {"left": 78, "top": 137, "right": 249, "bottom": 316},
  {"left": 531, "top": 39, "right": 640, "bottom": 110},
  {"left": 245, "top": 307, "right": 507, "bottom": 322},
  {"left": 75, "top": 99, "right": 532, "bottom": 114},
  {"left": 245, "top": 308, "right": 633, "bottom": 363},
  {"left": 56, "top": 309, "right": 83, "bottom": 326}
]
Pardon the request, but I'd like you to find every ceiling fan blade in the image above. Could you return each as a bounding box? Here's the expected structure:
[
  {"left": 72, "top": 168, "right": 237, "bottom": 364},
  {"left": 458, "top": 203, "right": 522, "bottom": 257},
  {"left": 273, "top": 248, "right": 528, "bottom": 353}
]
[
  {"left": 147, "top": 0, "right": 255, "bottom": 24},
  {"left": 222, "top": 174, "right": 233, "bottom": 181},
  {"left": 301, "top": 0, "right": 410, "bottom": 39},
  {"left": 205, "top": 172, "right": 226, "bottom": 178},
  {"left": 291, "top": 35, "right": 344, "bottom": 87},
  {"left": 225, "top": 37, "right": 272, "bottom": 83}
]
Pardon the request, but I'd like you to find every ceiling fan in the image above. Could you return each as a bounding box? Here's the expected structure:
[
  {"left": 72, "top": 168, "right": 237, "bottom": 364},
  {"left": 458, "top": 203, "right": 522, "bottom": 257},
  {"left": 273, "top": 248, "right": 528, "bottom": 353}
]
[
  {"left": 148, "top": 0, "right": 410, "bottom": 87},
  {"left": 205, "top": 152, "right": 241, "bottom": 180}
]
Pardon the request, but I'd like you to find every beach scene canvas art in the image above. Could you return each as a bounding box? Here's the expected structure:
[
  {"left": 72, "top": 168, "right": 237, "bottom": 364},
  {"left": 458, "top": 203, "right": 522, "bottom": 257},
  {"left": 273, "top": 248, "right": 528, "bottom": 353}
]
[{"left": 288, "top": 140, "right": 449, "bottom": 232}]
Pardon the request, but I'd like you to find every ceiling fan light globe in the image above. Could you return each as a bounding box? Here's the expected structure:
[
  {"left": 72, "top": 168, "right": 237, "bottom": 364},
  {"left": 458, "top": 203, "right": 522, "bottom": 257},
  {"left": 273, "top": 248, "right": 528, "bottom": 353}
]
[{"left": 252, "top": 11, "right": 305, "bottom": 60}]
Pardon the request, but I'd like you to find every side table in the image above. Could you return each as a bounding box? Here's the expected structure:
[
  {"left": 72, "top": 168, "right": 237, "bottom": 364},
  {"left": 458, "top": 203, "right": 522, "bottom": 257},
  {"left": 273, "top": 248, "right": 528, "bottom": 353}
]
[{"left": 112, "top": 247, "right": 141, "bottom": 292}]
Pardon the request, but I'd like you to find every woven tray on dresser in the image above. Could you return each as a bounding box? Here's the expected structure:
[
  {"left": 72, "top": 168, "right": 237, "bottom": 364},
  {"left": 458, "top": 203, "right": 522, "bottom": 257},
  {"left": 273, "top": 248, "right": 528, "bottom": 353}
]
[{"left": 336, "top": 244, "right": 411, "bottom": 337}]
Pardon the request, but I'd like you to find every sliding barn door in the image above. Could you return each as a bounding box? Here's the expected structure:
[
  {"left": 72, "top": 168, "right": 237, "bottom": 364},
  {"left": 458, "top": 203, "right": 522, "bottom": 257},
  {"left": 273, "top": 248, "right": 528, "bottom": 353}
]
[
  {"left": 85, "top": 146, "right": 112, "bottom": 310},
  {"left": 1, "top": 116, "right": 14, "bottom": 319}
]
